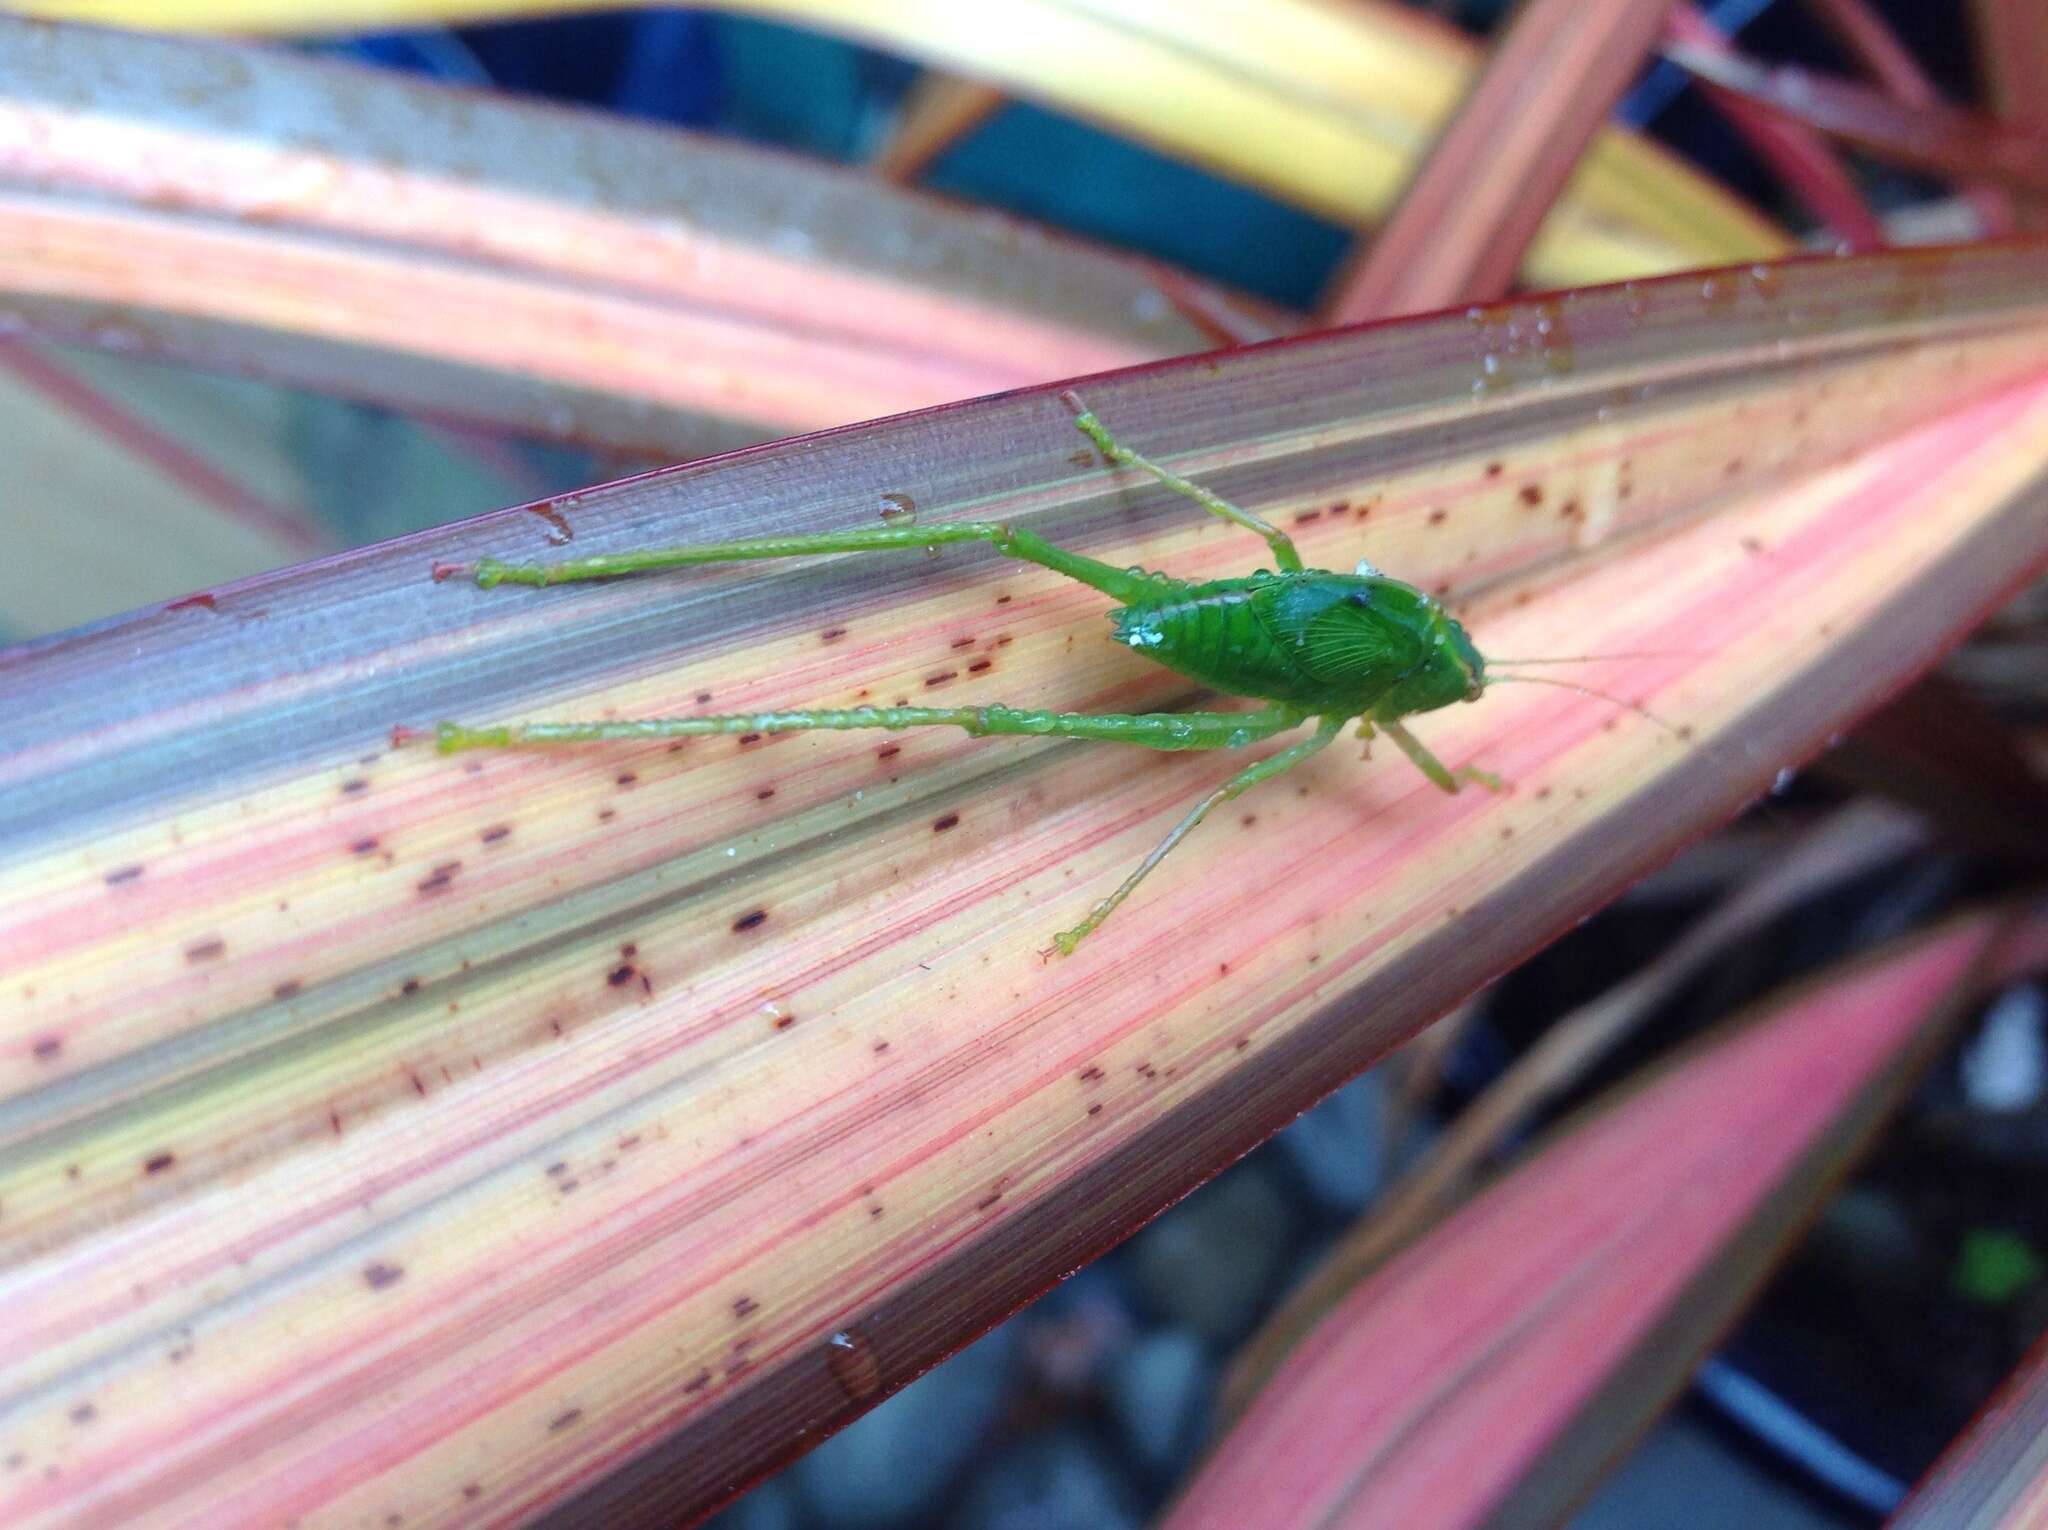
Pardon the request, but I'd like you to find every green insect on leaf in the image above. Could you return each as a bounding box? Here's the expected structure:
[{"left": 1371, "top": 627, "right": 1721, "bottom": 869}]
[{"left": 433, "top": 394, "right": 1503, "bottom": 955}]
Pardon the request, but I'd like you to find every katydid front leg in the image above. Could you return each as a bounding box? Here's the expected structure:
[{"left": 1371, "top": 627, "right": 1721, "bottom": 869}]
[{"left": 1377, "top": 717, "right": 1504, "bottom": 794}]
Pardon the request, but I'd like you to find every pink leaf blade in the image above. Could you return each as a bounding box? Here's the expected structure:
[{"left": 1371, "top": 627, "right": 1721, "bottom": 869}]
[{"left": 1166, "top": 906, "right": 2048, "bottom": 1529}]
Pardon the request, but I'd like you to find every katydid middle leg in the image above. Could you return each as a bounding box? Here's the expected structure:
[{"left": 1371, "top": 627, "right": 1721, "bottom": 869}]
[{"left": 1044, "top": 715, "right": 1346, "bottom": 956}]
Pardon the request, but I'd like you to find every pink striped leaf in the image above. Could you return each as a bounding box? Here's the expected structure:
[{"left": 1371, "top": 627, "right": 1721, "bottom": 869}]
[
  {"left": 0, "top": 2, "right": 1789, "bottom": 288},
  {"left": 1665, "top": 40, "right": 2048, "bottom": 196},
  {"left": 1165, "top": 905, "right": 2048, "bottom": 1530},
  {"left": 0, "top": 19, "right": 1231, "bottom": 457},
  {"left": 1, "top": 243, "right": 2047, "bottom": 1525},
  {"left": 1324, "top": 0, "right": 1678, "bottom": 322}
]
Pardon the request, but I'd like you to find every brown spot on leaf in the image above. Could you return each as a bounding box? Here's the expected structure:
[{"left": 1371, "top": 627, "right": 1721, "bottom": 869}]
[
  {"left": 932, "top": 813, "right": 960, "bottom": 832},
  {"left": 480, "top": 824, "right": 511, "bottom": 845},
  {"left": 184, "top": 938, "right": 225, "bottom": 963},
  {"left": 103, "top": 864, "right": 143, "bottom": 886},
  {"left": 924, "top": 670, "right": 958, "bottom": 687},
  {"left": 143, "top": 1152, "right": 176, "bottom": 1175},
  {"left": 340, "top": 778, "right": 369, "bottom": 796},
  {"left": 548, "top": 1409, "right": 583, "bottom": 1432},
  {"left": 32, "top": 1036, "right": 62, "bottom": 1062},
  {"left": 820, "top": 627, "right": 847, "bottom": 644},
  {"left": 350, "top": 837, "right": 379, "bottom": 856},
  {"left": 1518, "top": 484, "right": 1544, "bottom": 507},
  {"left": 732, "top": 909, "right": 768, "bottom": 934},
  {"left": 416, "top": 862, "right": 461, "bottom": 897},
  {"left": 733, "top": 1296, "right": 759, "bottom": 1319},
  {"left": 272, "top": 980, "right": 303, "bottom": 1000},
  {"left": 363, "top": 1261, "right": 404, "bottom": 1289}
]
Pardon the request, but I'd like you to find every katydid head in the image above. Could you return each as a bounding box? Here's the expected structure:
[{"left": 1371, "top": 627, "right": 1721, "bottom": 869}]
[
  {"left": 1389, "top": 606, "right": 1487, "bottom": 713},
  {"left": 1444, "top": 615, "right": 1487, "bottom": 703},
  {"left": 1289, "top": 573, "right": 1487, "bottom": 716}
]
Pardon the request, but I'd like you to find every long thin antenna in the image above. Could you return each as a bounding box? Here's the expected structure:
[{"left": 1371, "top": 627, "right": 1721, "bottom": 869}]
[
  {"left": 1485, "top": 672, "right": 1693, "bottom": 743},
  {"left": 1484, "top": 650, "right": 1697, "bottom": 665}
]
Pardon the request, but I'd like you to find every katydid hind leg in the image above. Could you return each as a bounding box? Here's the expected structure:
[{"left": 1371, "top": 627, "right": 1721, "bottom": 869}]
[{"left": 436, "top": 703, "right": 1307, "bottom": 754}]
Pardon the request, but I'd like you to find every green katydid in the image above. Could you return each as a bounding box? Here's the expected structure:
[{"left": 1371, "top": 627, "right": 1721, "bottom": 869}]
[{"left": 436, "top": 393, "right": 1525, "bottom": 956}]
